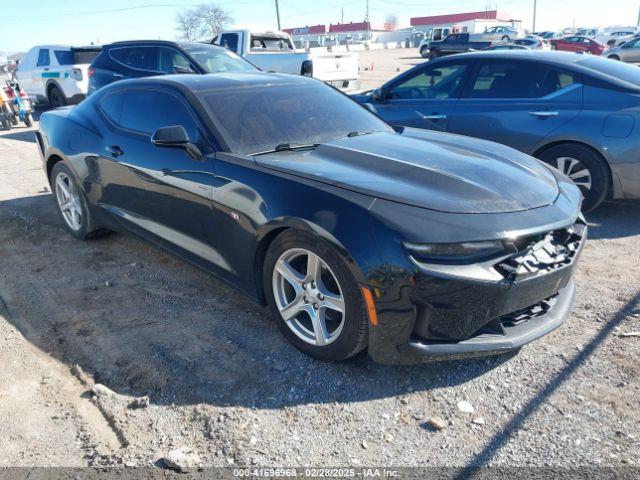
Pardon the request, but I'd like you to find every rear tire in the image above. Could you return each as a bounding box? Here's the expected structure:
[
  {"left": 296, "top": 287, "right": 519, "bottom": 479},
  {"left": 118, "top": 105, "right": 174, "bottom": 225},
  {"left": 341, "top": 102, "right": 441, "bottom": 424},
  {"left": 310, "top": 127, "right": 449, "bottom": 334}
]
[
  {"left": 608, "top": 55, "right": 620, "bottom": 60},
  {"left": 263, "top": 230, "right": 369, "bottom": 362},
  {"left": 50, "top": 161, "right": 108, "bottom": 240},
  {"left": 537, "top": 143, "right": 610, "bottom": 212},
  {"left": 420, "top": 46, "right": 430, "bottom": 58},
  {"left": 48, "top": 85, "right": 66, "bottom": 108},
  {"left": 501, "top": 35, "right": 511, "bottom": 42}
]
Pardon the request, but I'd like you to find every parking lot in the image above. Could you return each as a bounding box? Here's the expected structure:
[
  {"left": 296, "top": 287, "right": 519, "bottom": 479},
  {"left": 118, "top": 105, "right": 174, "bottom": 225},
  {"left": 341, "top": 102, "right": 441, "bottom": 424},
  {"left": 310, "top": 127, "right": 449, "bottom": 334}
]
[{"left": 0, "top": 48, "right": 639, "bottom": 469}]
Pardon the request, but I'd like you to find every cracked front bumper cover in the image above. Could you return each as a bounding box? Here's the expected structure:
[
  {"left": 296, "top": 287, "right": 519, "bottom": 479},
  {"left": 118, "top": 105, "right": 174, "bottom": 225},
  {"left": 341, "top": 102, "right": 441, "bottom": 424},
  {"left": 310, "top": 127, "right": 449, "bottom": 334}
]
[{"left": 398, "top": 281, "right": 575, "bottom": 359}]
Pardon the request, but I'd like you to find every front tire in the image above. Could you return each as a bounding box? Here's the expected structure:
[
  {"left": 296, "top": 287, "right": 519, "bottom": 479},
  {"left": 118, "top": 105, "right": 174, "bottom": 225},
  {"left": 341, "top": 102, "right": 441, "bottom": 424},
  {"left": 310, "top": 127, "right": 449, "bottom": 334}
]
[
  {"left": 51, "top": 162, "right": 106, "bottom": 239},
  {"left": 264, "top": 230, "right": 369, "bottom": 361},
  {"left": 608, "top": 55, "right": 620, "bottom": 60},
  {"left": 24, "top": 113, "right": 33, "bottom": 127},
  {"left": 537, "top": 143, "right": 610, "bottom": 212}
]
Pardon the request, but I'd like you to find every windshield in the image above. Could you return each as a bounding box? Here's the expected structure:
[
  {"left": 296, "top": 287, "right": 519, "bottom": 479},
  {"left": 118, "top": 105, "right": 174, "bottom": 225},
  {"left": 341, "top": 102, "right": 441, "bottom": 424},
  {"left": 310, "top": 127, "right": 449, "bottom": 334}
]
[
  {"left": 182, "top": 45, "right": 256, "bottom": 74},
  {"left": 199, "top": 81, "right": 393, "bottom": 155},
  {"left": 578, "top": 56, "right": 640, "bottom": 86}
]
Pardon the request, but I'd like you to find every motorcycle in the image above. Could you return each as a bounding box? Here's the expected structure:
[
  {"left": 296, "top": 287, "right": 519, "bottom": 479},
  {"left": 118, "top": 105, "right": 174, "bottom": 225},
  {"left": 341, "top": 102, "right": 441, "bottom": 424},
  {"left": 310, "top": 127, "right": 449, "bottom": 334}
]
[
  {"left": 3, "top": 80, "right": 33, "bottom": 127},
  {"left": 0, "top": 89, "right": 13, "bottom": 130}
]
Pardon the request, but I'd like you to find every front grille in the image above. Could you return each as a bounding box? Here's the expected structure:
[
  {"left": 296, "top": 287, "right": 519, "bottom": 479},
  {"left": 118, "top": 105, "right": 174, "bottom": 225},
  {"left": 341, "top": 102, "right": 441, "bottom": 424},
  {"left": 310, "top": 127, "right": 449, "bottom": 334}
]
[{"left": 495, "top": 219, "right": 586, "bottom": 280}]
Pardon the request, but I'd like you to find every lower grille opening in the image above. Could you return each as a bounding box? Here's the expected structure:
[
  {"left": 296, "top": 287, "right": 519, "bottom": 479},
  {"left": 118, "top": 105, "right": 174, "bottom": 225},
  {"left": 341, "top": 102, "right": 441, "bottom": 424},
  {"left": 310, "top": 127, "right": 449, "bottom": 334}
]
[{"left": 414, "top": 293, "right": 560, "bottom": 342}]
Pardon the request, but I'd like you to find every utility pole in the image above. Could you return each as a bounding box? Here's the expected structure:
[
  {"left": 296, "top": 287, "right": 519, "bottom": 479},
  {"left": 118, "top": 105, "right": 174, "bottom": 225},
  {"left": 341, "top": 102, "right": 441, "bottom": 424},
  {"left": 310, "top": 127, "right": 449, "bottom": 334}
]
[
  {"left": 532, "top": 0, "right": 537, "bottom": 33},
  {"left": 274, "top": 0, "right": 281, "bottom": 30},
  {"left": 637, "top": 4, "right": 640, "bottom": 28},
  {"left": 341, "top": 7, "right": 344, "bottom": 24},
  {"left": 365, "top": 0, "right": 370, "bottom": 40}
]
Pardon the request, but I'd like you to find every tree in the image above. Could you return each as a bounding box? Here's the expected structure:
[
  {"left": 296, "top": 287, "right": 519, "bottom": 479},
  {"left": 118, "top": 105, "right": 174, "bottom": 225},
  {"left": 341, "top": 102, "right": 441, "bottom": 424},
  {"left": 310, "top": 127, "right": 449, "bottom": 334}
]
[
  {"left": 175, "top": 9, "right": 201, "bottom": 41},
  {"left": 175, "top": 3, "right": 233, "bottom": 42},
  {"left": 196, "top": 3, "right": 233, "bottom": 40},
  {"left": 384, "top": 13, "right": 398, "bottom": 31}
]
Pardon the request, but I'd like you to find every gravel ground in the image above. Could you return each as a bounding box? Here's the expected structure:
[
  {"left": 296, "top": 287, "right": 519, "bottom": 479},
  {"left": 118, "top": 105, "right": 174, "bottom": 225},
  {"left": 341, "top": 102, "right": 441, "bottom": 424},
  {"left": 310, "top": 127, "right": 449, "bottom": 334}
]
[{"left": 0, "top": 49, "right": 638, "bottom": 470}]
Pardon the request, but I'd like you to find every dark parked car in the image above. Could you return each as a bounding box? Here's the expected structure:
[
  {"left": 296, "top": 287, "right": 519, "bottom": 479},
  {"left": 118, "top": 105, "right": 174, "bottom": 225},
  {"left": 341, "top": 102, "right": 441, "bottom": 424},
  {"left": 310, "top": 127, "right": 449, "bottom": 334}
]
[
  {"left": 549, "top": 36, "right": 607, "bottom": 55},
  {"left": 37, "top": 73, "right": 585, "bottom": 364},
  {"left": 420, "top": 33, "right": 492, "bottom": 59},
  {"left": 353, "top": 50, "right": 640, "bottom": 211},
  {"left": 87, "top": 40, "right": 256, "bottom": 95}
]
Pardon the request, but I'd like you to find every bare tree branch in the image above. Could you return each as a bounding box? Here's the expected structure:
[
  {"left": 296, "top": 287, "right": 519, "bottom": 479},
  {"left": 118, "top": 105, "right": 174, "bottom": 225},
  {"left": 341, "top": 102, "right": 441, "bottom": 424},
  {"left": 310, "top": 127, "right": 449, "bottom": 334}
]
[
  {"left": 196, "top": 3, "right": 233, "bottom": 41},
  {"left": 175, "top": 9, "right": 201, "bottom": 41},
  {"left": 175, "top": 3, "right": 233, "bottom": 42}
]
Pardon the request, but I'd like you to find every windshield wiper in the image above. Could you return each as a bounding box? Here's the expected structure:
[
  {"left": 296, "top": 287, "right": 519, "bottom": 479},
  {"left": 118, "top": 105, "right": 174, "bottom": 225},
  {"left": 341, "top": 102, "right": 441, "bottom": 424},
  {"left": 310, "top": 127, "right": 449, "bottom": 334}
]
[{"left": 252, "top": 143, "right": 320, "bottom": 156}]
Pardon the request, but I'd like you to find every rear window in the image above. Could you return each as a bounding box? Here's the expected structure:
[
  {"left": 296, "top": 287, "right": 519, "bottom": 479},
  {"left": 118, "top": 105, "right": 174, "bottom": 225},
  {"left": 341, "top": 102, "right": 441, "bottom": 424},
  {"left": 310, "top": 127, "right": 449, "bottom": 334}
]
[
  {"left": 578, "top": 56, "right": 640, "bottom": 87},
  {"left": 54, "top": 48, "right": 101, "bottom": 65},
  {"left": 109, "top": 46, "right": 157, "bottom": 71}
]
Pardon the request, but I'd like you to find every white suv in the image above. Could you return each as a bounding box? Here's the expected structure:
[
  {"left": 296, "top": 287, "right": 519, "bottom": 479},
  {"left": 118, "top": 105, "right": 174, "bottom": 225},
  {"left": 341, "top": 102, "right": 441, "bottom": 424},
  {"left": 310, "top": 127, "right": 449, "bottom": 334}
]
[{"left": 15, "top": 45, "right": 101, "bottom": 107}]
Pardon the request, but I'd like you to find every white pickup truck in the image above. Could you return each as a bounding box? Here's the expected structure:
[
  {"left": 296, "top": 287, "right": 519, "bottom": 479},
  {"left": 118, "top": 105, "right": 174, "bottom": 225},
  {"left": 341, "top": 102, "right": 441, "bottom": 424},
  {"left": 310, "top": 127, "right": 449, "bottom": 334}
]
[{"left": 212, "top": 29, "right": 359, "bottom": 91}]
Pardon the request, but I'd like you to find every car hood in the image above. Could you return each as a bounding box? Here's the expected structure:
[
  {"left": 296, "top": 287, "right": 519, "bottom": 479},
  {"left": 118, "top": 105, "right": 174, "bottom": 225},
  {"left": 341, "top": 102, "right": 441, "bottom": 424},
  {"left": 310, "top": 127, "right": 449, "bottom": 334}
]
[{"left": 254, "top": 130, "right": 559, "bottom": 214}]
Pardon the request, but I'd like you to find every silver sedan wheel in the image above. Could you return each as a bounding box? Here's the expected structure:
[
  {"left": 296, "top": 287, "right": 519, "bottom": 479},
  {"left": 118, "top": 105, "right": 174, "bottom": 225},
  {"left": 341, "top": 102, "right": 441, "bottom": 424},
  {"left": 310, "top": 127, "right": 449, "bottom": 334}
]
[
  {"left": 54, "top": 172, "right": 83, "bottom": 231},
  {"left": 553, "top": 157, "right": 592, "bottom": 191},
  {"left": 272, "top": 248, "right": 345, "bottom": 346}
]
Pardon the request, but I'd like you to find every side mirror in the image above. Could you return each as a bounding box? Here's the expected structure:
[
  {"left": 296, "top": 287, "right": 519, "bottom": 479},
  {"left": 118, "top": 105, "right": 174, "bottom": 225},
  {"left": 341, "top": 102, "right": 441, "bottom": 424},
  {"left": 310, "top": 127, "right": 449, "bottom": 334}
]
[
  {"left": 371, "top": 88, "right": 385, "bottom": 102},
  {"left": 151, "top": 125, "right": 203, "bottom": 161}
]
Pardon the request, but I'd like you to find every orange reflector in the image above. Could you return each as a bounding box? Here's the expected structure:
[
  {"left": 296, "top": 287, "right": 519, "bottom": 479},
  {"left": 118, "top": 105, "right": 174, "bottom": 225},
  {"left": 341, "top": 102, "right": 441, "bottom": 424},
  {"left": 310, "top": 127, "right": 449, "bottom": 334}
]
[{"left": 361, "top": 287, "right": 378, "bottom": 326}]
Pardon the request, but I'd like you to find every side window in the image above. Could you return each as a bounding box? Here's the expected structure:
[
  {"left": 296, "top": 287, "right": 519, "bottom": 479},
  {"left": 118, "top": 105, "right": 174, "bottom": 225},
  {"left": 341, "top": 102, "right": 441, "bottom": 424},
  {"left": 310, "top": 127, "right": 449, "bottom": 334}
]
[
  {"left": 219, "top": 33, "right": 239, "bottom": 53},
  {"left": 469, "top": 63, "right": 546, "bottom": 98},
  {"left": 469, "top": 62, "right": 577, "bottom": 99},
  {"left": 109, "top": 47, "right": 157, "bottom": 71},
  {"left": 388, "top": 64, "right": 468, "bottom": 100},
  {"left": 539, "top": 70, "right": 577, "bottom": 96},
  {"left": 158, "top": 47, "right": 194, "bottom": 74},
  {"left": 119, "top": 90, "right": 200, "bottom": 142},
  {"left": 37, "top": 49, "right": 50, "bottom": 67},
  {"left": 98, "top": 91, "right": 125, "bottom": 124}
]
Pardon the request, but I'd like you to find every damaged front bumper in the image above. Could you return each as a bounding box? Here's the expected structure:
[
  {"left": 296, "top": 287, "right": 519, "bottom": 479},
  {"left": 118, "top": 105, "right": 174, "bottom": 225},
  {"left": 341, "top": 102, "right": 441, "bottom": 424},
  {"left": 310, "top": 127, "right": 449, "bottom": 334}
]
[{"left": 367, "top": 218, "right": 587, "bottom": 364}]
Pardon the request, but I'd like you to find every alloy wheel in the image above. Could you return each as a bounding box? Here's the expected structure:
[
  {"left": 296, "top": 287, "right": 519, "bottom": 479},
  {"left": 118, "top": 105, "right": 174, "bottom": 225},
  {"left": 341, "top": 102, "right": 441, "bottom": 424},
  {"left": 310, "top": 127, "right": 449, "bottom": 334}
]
[
  {"left": 553, "top": 156, "right": 592, "bottom": 192},
  {"left": 54, "top": 172, "right": 83, "bottom": 231},
  {"left": 272, "top": 248, "right": 345, "bottom": 346}
]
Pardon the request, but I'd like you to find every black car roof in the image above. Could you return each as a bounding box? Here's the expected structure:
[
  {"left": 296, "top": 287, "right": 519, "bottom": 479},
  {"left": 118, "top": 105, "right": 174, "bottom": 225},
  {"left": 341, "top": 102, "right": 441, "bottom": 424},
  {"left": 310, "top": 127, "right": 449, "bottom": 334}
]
[
  {"left": 431, "top": 50, "right": 640, "bottom": 92},
  {"left": 106, "top": 40, "right": 222, "bottom": 50},
  {"left": 103, "top": 71, "right": 317, "bottom": 92}
]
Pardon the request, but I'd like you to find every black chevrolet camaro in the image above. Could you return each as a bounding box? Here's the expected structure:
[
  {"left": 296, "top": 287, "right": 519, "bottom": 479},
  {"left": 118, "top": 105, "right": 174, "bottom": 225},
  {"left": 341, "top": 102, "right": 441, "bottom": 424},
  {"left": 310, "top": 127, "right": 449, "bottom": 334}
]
[{"left": 36, "top": 73, "right": 586, "bottom": 364}]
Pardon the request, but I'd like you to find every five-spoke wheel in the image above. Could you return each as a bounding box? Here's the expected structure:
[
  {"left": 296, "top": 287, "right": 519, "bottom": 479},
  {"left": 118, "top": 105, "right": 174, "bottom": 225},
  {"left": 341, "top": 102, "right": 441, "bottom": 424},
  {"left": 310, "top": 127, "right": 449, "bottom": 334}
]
[
  {"left": 265, "top": 230, "right": 369, "bottom": 361},
  {"left": 273, "top": 248, "right": 345, "bottom": 346},
  {"left": 54, "top": 171, "right": 83, "bottom": 231},
  {"left": 50, "top": 161, "right": 107, "bottom": 240}
]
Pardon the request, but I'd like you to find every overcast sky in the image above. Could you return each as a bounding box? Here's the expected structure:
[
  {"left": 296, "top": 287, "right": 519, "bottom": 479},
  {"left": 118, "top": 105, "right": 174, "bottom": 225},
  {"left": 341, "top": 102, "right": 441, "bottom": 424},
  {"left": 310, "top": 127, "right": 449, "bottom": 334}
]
[{"left": 1, "top": 0, "right": 637, "bottom": 52}]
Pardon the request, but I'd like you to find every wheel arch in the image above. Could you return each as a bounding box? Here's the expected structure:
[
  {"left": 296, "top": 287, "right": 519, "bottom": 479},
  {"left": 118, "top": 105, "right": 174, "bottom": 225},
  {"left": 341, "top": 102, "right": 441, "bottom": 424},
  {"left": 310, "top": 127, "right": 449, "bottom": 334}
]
[
  {"left": 45, "top": 79, "right": 62, "bottom": 95},
  {"left": 45, "top": 151, "right": 66, "bottom": 184},
  {"left": 253, "top": 218, "right": 367, "bottom": 305}
]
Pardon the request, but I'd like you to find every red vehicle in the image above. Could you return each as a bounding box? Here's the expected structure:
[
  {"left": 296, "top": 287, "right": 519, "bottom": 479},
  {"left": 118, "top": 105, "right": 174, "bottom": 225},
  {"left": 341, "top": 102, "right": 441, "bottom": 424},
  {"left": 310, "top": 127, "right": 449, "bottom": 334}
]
[{"left": 549, "top": 36, "right": 607, "bottom": 54}]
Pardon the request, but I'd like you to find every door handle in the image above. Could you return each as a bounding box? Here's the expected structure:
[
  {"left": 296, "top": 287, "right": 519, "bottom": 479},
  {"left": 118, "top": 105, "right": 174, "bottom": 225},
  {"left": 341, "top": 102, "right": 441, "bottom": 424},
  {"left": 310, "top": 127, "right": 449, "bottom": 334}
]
[
  {"left": 417, "top": 111, "right": 447, "bottom": 120},
  {"left": 112, "top": 73, "right": 124, "bottom": 79},
  {"left": 529, "top": 111, "right": 559, "bottom": 118},
  {"left": 105, "top": 145, "right": 124, "bottom": 157}
]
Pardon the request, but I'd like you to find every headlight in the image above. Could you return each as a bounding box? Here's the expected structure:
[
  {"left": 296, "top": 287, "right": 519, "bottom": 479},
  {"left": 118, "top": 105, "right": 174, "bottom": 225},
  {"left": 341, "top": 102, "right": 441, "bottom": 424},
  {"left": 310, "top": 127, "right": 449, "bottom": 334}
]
[{"left": 403, "top": 240, "right": 507, "bottom": 264}]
